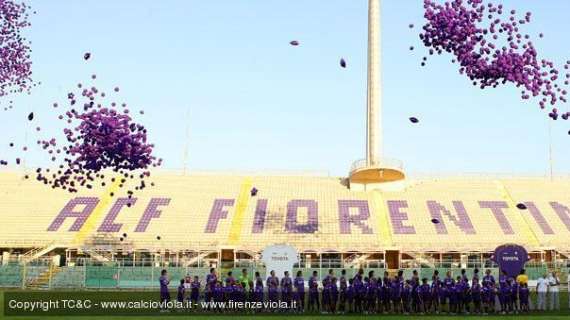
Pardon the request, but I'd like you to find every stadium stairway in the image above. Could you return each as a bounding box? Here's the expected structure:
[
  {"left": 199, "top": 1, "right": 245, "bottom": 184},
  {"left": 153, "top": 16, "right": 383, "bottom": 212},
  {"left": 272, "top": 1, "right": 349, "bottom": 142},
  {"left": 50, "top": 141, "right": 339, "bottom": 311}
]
[
  {"left": 83, "top": 250, "right": 113, "bottom": 263},
  {"left": 71, "top": 178, "right": 123, "bottom": 246},
  {"left": 494, "top": 180, "right": 540, "bottom": 247},
  {"left": 183, "top": 252, "right": 211, "bottom": 267},
  {"left": 25, "top": 266, "right": 62, "bottom": 289},
  {"left": 20, "top": 242, "right": 61, "bottom": 264},
  {"left": 227, "top": 177, "right": 253, "bottom": 245}
]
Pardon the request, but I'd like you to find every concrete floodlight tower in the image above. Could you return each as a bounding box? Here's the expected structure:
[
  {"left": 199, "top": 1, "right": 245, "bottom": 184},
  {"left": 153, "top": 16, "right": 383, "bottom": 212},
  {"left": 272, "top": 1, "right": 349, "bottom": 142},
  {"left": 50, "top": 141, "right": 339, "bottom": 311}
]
[{"left": 349, "top": 0, "right": 405, "bottom": 190}]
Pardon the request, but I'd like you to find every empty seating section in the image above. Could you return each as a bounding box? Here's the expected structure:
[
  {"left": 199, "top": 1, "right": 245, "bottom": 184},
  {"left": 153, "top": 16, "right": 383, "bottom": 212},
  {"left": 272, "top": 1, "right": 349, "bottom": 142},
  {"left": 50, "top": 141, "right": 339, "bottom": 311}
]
[
  {"left": 0, "top": 172, "right": 76, "bottom": 247},
  {"left": 238, "top": 176, "right": 379, "bottom": 252},
  {"left": 502, "top": 179, "right": 570, "bottom": 249},
  {"left": 385, "top": 179, "right": 530, "bottom": 252},
  {"left": 0, "top": 172, "right": 569, "bottom": 255}
]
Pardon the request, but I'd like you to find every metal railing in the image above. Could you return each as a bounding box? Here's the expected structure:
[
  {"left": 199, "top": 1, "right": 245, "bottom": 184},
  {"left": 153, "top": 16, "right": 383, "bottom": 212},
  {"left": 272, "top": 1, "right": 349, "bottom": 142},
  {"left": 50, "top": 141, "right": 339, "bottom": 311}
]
[
  {"left": 350, "top": 158, "right": 404, "bottom": 173},
  {"left": 2, "top": 259, "right": 569, "bottom": 290}
]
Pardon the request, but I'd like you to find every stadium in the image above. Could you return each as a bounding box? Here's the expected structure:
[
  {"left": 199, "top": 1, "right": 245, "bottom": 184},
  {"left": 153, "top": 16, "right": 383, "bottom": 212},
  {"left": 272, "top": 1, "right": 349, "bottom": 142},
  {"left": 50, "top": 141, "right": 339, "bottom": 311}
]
[{"left": 1, "top": 0, "right": 570, "bottom": 318}]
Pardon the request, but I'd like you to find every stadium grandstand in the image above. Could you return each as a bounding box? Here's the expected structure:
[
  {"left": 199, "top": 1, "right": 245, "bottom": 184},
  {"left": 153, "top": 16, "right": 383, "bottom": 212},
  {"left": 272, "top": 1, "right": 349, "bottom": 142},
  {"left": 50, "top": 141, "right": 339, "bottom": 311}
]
[
  {"left": 0, "top": 0, "right": 569, "bottom": 295},
  {"left": 1, "top": 171, "right": 570, "bottom": 289}
]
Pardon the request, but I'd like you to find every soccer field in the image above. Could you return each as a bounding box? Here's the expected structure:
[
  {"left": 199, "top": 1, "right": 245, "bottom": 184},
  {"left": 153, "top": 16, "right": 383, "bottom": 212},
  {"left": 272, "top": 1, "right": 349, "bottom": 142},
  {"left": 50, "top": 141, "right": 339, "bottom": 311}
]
[{"left": 1, "top": 290, "right": 569, "bottom": 320}]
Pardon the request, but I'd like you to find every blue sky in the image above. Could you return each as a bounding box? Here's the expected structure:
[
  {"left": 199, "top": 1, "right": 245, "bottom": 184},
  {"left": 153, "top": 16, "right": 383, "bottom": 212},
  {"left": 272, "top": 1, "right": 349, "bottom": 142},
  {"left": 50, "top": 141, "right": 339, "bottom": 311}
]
[{"left": 2, "top": 0, "right": 570, "bottom": 177}]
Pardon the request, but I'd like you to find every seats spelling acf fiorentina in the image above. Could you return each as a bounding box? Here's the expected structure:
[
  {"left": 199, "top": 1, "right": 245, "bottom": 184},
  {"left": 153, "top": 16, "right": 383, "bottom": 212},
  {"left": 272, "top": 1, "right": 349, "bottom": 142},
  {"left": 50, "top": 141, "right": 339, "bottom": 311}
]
[{"left": 0, "top": 172, "right": 570, "bottom": 253}]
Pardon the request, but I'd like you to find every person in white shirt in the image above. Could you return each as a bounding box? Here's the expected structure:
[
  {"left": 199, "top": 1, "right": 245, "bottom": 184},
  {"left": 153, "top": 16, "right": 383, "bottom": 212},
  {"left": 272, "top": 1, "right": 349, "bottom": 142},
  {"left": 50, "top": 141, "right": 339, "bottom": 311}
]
[
  {"left": 547, "top": 271, "right": 560, "bottom": 310},
  {"left": 536, "top": 274, "right": 548, "bottom": 311}
]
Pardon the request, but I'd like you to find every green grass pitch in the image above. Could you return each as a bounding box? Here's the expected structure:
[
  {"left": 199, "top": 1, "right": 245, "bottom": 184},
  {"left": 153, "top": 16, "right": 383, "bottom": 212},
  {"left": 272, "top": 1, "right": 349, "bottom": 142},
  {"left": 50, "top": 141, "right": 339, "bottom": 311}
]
[{"left": 0, "top": 290, "right": 569, "bottom": 319}]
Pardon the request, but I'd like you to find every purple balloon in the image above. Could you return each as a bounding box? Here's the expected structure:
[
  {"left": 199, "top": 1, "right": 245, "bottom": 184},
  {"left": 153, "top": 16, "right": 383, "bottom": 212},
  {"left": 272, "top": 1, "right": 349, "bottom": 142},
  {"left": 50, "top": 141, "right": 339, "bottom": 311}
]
[
  {"left": 33, "top": 75, "right": 161, "bottom": 193},
  {"left": 414, "top": 0, "right": 570, "bottom": 134},
  {"left": 0, "top": 0, "right": 35, "bottom": 98}
]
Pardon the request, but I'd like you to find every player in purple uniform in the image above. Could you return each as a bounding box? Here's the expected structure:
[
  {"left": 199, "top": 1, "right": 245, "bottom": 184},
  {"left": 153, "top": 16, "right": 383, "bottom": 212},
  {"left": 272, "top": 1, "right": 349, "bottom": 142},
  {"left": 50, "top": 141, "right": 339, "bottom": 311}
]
[
  {"left": 177, "top": 279, "right": 185, "bottom": 303},
  {"left": 293, "top": 270, "right": 305, "bottom": 312},
  {"left": 223, "top": 280, "right": 234, "bottom": 307},
  {"left": 401, "top": 280, "right": 412, "bottom": 315},
  {"left": 205, "top": 268, "right": 217, "bottom": 303},
  {"left": 482, "top": 282, "right": 493, "bottom": 315},
  {"left": 442, "top": 271, "right": 454, "bottom": 313},
  {"left": 280, "top": 271, "right": 293, "bottom": 307},
  {"left": 366, "top": 271, "right": 377, "bottom": 313},
  {"left": 519, "top": 283, "right": 529, "bottom": 313},
  {"left": 510, "top": 278, "right": 519, "bottom": 313},
  {"left": 498, "top": 270, "right": 508, "bottom": 287},
  {"left": 224, "top": 272, "right": 235, "bottom": 304},
  {"left": 213, "top": 281, "right": 223, "bottom": 312},
  {"left": 419, "top": 278, "right": 431, "bottom": 314},
  {"left": 462, "top": 276, "right": 472, "bottom": 314},
  {"left": 449, "top": 276, "right": 462, "bottom": 315},
  {"left": 352, "top": 269, "right": 364, "bottom": 313},
  {"left": 266, "top": 270, "right": 279, "bottom": 305},
  {"left": 190, "top": 276, "right": 200, "bottom": 304},
  {"left": 499, "top": 277, "right": 511, "bottom": 314},
  {"left": 381, "top": 271, "right": 391, "bottom": 313},
  {"left": 338, "top": 269, "right": 347, "bottom": 313},
  {"left": 410, "top": 270, "right": 420, "bottom": 313},
  {"left": 472, "top": 268, "right": 480, "bottom": 282},
  {"left": 471, "top": 277, "right": 482, "bottom": 314},
  {"left": 460, "top": 269, "right": 469, "bottom": 282},
  {"left": 453, "top": 276, "right": 465, "bottom": 314},
  {"left": 431, "top": 270, "right": 441, "bottom": 314},
  {"left": 225, "top": 271, "right": 235, "bottom": 287},
  {"left": 322, "top": 270, "right": 332, "bottom": 313},
  {"left": 330, "top": 277, "right": 339, "bottom": 314},
  {"left": 235, "top": 282, "right": 246, "bottom": 304},
  {"left": 489, "top": 284, "right": 499, "bottom": 313},
  {"left": 482, "top": 269, "right": 495, "bottom": 288},
  {"left": 159, "top": 270, "right": 170, "bottom": 309},
  {"left": 308, "top": 271, "right": 320, "bottom": 312},
  {"left": 346, "top": 278, "right": 355, "bottom": 313},
  {"left": 247, "top": 281, "right": 255, "bottom": 307},
  {"left": 254, "top": 272, "right": 264, "bottom": 306},
  {"left": 391, "top": 275, "right": 402, "bottom": 314}
]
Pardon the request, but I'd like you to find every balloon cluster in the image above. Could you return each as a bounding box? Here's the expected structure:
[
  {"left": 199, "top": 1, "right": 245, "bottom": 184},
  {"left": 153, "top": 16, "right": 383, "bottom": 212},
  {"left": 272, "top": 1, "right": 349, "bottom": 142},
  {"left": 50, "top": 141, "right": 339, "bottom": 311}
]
[
  {"left": 416, "top": 0, "right": 570, "bottom": 121},
  {"left": 0, "top": 0, "right": 35, "bottom": 99},
  {"left": 32, "top": 65, "right": 161, "bottom": 193}
]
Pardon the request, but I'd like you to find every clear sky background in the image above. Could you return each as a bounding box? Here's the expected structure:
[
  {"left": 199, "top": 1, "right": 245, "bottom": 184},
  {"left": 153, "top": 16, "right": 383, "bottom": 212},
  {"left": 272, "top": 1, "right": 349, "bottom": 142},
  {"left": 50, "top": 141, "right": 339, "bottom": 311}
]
[{"left": 2, "top": 0, "right": 570, "bottom": 177}]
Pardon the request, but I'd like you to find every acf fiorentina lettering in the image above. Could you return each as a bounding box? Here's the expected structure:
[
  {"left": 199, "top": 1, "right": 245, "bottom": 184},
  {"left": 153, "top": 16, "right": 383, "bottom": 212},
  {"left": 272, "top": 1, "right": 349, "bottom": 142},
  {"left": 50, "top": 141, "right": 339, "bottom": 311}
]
[{"left": 46, "top": 197, "right": 570, "bottom": 235}]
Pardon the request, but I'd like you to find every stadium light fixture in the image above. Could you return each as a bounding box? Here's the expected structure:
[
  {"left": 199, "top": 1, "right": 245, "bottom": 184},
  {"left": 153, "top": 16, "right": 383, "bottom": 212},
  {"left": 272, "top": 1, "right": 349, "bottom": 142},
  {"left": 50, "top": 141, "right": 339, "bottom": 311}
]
[{"left": 348, "top": 0, "right": 405, "bottom": 188}]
